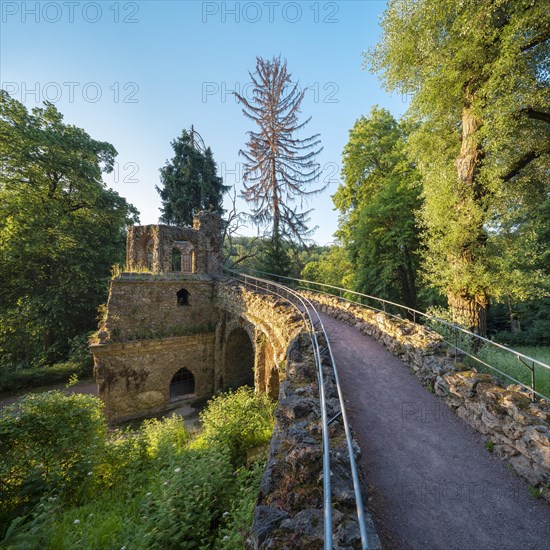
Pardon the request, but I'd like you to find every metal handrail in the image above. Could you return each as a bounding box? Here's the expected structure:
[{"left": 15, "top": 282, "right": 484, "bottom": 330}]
[
  {"left": 222, "top": 268, "right": 369, "bottom": 549},
  {"left": 239, "top": 268, "right": 550, "bottom": 401}
]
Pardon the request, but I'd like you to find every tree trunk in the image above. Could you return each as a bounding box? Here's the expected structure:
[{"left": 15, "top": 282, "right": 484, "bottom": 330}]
[
  {"left": 401, "top": 246, "right": 418, "bottom": 310},
  {"left": 448, "top": 291, "right": 489, "bottom": 336},
  {"left": 507, "top": 295, "right": 521, "bottom": 334},
  {"left": 43, "top": 328, "right": 55, "bottom": 353},
  {"left": 449, "top": 103, "right": 489, "bottom": 337}
]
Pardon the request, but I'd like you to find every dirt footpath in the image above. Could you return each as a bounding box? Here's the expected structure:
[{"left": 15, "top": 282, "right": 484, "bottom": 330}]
[
  {"left": 322, "top": 312, "right": 550, "bottom": 550},
  {"left": 0, "top": 380, "right": 98, "bottom": 410}
]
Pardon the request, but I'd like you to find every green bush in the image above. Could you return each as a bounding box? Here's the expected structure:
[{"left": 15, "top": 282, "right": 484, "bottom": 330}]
[
  {"left": 213, "top": 461, "right": 265, "bottom": 549},
  {"left": 140, "top": 448, "right": 233, "bottom": 549},
  {"left": 1, "top": 388, "right": 272, "bottom": 547},
  {"left": 141, "top": 415, "right": 190, "bottom": 460},
  {"left": 0, "top": 391, "right": 106, "bottom": 531},
  {"left": 199, "top": 387, "right": 276, "bottom": 464}
]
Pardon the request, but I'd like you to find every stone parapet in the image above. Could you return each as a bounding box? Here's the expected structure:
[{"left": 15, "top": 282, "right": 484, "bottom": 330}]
[
  {"left": 302, "top": 291, "right": 550, "bottom": 502},
  {"left": 246, "top": 333, "right": 381, "bottom": 550}
]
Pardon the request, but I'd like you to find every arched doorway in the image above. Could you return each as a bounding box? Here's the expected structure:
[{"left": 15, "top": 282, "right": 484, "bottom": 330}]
[
  {"left": 169, "top": 368, "right": 195, "bottom": 402},
  {"left": 224, "top": 328, "right": 254, "bottom": 390}
]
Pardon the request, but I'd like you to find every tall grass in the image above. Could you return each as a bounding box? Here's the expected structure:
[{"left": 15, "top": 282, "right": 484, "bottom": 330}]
[{"left": 469, "top": 346, "right": 550, "bottom": 399}]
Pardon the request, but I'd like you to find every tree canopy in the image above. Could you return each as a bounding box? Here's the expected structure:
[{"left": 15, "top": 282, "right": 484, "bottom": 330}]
[
  {"left": 366, "top": 0, "right": 550, "bottom": 334},
  {"left": 157, "top": 128, "right": 228, "bottom": 227},
  {"left": 332, "top": 107, "right": 423, "bottom": 308},
  {"left": 0, "top": 92, "right": 138, "bottom": 368}
]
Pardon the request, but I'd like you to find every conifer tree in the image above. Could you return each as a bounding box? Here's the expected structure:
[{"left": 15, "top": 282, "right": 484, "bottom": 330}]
[
  {"left": 235, "top": 56, "right": 324, "bottom": 274},
  {"left": 157, "top": 129, "right": 228, "bottom": 226}
]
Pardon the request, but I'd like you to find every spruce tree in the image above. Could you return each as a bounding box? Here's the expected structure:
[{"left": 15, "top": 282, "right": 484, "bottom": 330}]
[
  {"left": 157, "top": 129, "right": 227, "bottom": 226},
  {"left": 235, "top": 56, "right": 325, "bottom": 274}
]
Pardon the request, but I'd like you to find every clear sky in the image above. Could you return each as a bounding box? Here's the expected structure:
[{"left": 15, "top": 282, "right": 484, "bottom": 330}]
[{"left": 1, "top": 0, "right": 408, "bottom": 245}]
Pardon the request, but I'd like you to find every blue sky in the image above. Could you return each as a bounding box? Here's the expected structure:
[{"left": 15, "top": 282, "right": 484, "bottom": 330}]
[{"left": 1, "top": 0, "right": 408, "bottom": 245}]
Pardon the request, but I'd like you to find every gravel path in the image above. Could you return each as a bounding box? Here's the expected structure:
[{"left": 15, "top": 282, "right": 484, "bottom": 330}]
[{"left": 322, "top": 312, "right": 550, "bottom": 550}]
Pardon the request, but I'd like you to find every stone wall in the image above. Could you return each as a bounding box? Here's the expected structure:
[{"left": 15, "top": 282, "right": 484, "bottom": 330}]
[
  {"left": 91, "top": 333, "right": 215, "bottom": 420},
  {"left": 125, "top": 211, "right": 222, "bottom": 275},
  {"left": 248, "top": 333, "right": 381, "bottom": 550},
  {"left": 302, "top": 291, "right": 550, "bottom": 502},
  {"left": 96, "top": 276, "right": 218, "bottom": 344}
]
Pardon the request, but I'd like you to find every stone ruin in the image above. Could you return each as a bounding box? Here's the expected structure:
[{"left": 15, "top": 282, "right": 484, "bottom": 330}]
[{"left": 125, "top": 210, "right": 223, "bottom": 275}]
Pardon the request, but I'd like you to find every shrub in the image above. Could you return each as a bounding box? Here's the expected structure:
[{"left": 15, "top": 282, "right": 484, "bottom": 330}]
[
  {"left": 141, "top": 415, "right": 190, "bottom": 460},
  {"left": 0, "top": 391, "right": 106, "bottom": 531},
  {"left": 0, "top": 361, "right": 91, "bottom": 394},
  {"left": 199, "top": 387, "right": 276, "bottom": 464},
  {"left": 214, "top": 461, "right": 265, "bottom": 549},
  {"left": 138, "top": 447, "right": 234, "bottom": 549}
]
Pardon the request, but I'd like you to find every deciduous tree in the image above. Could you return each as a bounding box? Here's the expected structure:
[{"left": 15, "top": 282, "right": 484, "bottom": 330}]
[
  {"left": 0, "top": 92, "right": 138, "bottom": 368},
  {"left": 333, "top": 107, "right": 423, "bottom": 308},
  {"left": 367, "top": 0, "right": 550, "bottom": 335}
]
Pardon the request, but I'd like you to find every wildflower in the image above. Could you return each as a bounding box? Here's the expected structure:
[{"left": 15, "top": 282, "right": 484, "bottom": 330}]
[
  {"left": 174, "top": 467, "right": 181, "bottom": 473},
  {"left": 73, "top": 519, "right": 80, "bottom": 525},
  {"left": 146, "top": 492, "right": 152, "bottom": 497},
  {"left": 222, "top": 512, "right": 230, "bottom": 518},
  {"left": 163, "top": 481, "right": 169, "bottom": 485},
  {"left": 223, "top": 536, "right": 230, "bottom": 542},
  {"left": 87, "top": 471, "right": 93, "bottom": 476}
]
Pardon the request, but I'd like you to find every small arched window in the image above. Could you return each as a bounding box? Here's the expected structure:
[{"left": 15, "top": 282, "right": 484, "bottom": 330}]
[
  {"left": 169, "top": 368, "right": 195, "bottom": 401},
  {"left": 172, "top": 248, "right": 182, "bottom": 272},
  {"left": 177, "top": 288, "right": 190, "bottom": 307}
]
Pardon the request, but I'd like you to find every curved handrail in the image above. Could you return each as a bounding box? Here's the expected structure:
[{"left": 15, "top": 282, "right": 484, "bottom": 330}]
[
  {"left": 222, "top": 267, "right": 369, "bottom": 549},
  {"left": 239, "top": 268, "right": 550, "bottom": 400}
]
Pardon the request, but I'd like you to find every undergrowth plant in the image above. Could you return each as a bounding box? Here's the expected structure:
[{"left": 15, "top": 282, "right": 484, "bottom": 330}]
[{"left": 0, "top": 386, "right": 276, "bottom": 548}]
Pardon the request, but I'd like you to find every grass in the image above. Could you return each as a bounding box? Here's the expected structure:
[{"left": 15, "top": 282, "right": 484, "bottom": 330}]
[{"left": 470, "top": 345, "right": 550, "bottom": 399}]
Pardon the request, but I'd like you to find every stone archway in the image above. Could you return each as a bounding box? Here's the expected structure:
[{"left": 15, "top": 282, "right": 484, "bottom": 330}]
[
  {"left": 224, "top": 327, "right": 254, "bottom": 390},
  {"left": 169, "top": 367, "right": 195, "bottom": 402}
]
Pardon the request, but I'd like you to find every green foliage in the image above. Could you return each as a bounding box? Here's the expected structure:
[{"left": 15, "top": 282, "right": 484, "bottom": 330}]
[
  {"left": 0, "top": 92, "right": 139, "bottom": 370},
  {"left": 156, "top": 129, "right": 228, "bottom": 226},
  {"left": 528, "top": 485, "right": 547, "bottom": 499},
  {"left": 141, "top": 415, "right": 190, "bottom": 458},
  {"left": 474, "top": 346, "right": 550, "bottom": 399},
  {"left": 301, "top": 245, "right": 353, "bottom": 290},
  {"left": 488, "top": 298, "right": 550, "bottom": 347},
  {"left": 214, "top": 461, "right": 265, "bottom": 549},
  {"left": 1, "top": 387, "right": 274, "bottom": 547},
  {"left": 141, "top": 447, "right": 233, "bottom": 549},
  {"left": 199, "top": 387, "right": 276, "bottom": 464},
  {"left": 332, "top": 106, "right": 424, "bottom": 308},
  {"left": 0, "top": 361, "right": 90, "bottom": 394},
  {"left": 0, "top": 392, "right": 106, "bottom": 526},
  {"left": 485, "top": 440, "right": 494, "bottom": 453},
  {"left": 367, "top": 0, "right": 550, "bottom": 329}
]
